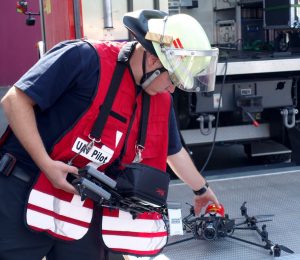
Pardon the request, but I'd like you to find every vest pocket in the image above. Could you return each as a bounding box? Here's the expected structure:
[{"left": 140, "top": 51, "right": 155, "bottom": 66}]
[{"left": 101, "top": 207, "right": 168, "bottom": 256}]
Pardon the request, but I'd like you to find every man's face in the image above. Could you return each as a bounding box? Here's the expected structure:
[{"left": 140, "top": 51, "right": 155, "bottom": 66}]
[
  {"left": 143, "top": 55, "right": 176, "bottom": 95},
  {"left": 144, "top": 71, "right": 175, "bottom": 95}
]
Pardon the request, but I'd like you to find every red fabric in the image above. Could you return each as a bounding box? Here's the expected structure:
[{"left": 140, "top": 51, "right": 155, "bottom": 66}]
[
  {"left": 103, "top": 207, "right": 163, "bottom": 220},
  {"left": 101, "top": 230, "right": 168, "bottom": 238},
  {"left": 0, "top": 127, "right": 12, "bottom": 147},
  {"left": 108, "top": 248, "right": 162, "bottom": 256}
]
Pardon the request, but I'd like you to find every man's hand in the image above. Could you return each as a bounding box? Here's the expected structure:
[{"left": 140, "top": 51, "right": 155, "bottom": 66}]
[
  {"left": 193, "top": 187, "right": 220, "bottom": 216},
  {"left": 2, "top": 87, "right": 80, "bottom": 194},
  {"left": 167, "top": 148, "right": 221, "bottom": 216},
  {"left": 42, "top": 159, "right": 79, "bottom": 194}
]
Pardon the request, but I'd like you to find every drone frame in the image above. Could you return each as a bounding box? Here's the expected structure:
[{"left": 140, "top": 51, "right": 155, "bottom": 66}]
[{"left": 167, "top": 202, "right": 294, "bottom": 257}]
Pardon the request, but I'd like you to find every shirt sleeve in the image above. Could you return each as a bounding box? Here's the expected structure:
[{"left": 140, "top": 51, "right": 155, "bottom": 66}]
[
  {"left": 14, "top": 40, "right": 97, "bottom": 111},
  {"left": 168, "top": 105, "right": 183, "bottom": 155}
]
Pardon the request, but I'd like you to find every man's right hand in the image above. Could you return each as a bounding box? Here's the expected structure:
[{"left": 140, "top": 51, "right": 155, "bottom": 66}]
[
  {"left": 42, "top": 159, "right": 79, "bottom": 194},
  {"left": 2, "top": 87, "right": 80, "bottom": 194}
]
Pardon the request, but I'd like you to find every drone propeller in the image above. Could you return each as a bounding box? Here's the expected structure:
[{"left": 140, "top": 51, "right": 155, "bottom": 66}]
[
  {"left": 253, "top": 214, "right": 275, "bottom": 218},
  {"left": 234, "top": 219, "right": 273, "bottom": 228},
  {"left": 255, "top": 219, "right": 273, "bottom": 224},
  {"left": 268, "top": 244, "right": 294, "bottom": 257},
  {"left": 234, "top": 214, "right": 274, "bottom": 221},
  {"left": 277, "top": 244, "right": 294, "bottom": 254}
]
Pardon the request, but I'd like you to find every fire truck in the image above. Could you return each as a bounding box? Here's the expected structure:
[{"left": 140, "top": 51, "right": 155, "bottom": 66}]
[
  {"left": 176, "top": 0, "right": 300, "bottom": 165},
  {"left": 19, "top": 0, "right": 300, "bottom": 164}
]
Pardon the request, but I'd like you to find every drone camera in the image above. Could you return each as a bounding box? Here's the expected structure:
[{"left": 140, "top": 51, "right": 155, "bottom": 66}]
[{"left": 202, "top": 221, "right": 218, "bottom": 240}]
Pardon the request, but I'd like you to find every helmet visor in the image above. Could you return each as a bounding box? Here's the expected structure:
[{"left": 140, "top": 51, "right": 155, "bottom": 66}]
[{"left": 163, "top": 48, "right": 219, "bottom": 92}]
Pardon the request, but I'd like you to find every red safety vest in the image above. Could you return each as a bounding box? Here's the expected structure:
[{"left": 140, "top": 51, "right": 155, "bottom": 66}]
[{"left": 25, "top": 41, "right": 171, "bottom": 255}]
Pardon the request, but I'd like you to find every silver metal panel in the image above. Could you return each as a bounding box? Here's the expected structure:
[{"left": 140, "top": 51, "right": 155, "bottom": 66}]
[
  {"left": 181, "top": 123, "right": 270, "bottom": 145},
  {"left": 217, "top": 58, "right": 300, "bottom": 76},
  {"left": 181, "top": 1, "right": 215, "bottom": 43}
]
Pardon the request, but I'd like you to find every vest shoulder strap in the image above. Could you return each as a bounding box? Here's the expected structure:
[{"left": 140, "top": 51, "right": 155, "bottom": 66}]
[{"left": 90, "top": 62, "right": 127, "bottom": 140}]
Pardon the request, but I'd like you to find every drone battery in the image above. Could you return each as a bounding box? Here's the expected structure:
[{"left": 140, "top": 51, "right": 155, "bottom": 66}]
[{"left": 116, "top": 163, "right": 170, "bottom": 207}]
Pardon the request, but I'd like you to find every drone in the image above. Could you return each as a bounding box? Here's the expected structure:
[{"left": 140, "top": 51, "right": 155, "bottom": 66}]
[
  {"left": 67, "top": 166, "right": 294, "bottom": 257},
  {"left": 167, "top": 202, "right": 294, "bottom": 257}
]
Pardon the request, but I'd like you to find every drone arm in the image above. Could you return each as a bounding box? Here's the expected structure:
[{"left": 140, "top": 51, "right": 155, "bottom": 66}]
[
  {"left": 227, "top": 235, "right": 266, "bottom": 249},
  {"left": 234, "top": 226, "right": 255, "bottom": 230},
  {"left": 166, "top": 236, "right": 195, "bottom": 247}
]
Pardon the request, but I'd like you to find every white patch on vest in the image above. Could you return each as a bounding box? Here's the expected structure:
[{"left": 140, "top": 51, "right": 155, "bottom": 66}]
[
  {"left": 72, "top": 137, "right": 114, "bottom": 166},
  {"left": 70, "top": 194, "right": 85, "bottom": 207},
  {"left": 115, "top": 131, "right": 122, "bottom": 148},
  {"left": 102, "top": 210, "right": 166, "bottom": 233},
  {"left": 102, "top": 209, "right": 168, "bottom": 251}
]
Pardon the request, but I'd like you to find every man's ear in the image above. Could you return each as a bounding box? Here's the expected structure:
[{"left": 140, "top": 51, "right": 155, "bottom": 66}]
[{"left": 147, "top": 52, "right": 161, "bottom": 67}]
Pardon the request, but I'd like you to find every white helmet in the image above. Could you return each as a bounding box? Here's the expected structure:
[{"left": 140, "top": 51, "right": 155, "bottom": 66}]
[
  {"left": 123, "top": 10, "right": 218, "bottom": 92},
  {"left": 147, "top": 14, "right": 218, "bottom": 92}
]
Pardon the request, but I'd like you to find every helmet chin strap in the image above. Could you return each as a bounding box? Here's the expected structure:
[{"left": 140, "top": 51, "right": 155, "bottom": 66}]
[{"left": 140, "top": 51, "right": 164, "bottom": 89}]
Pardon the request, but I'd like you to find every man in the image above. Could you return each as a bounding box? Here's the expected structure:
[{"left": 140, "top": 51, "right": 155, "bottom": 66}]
[{"left": 0, "top": 9, "right": 219, "bottom": 260}]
